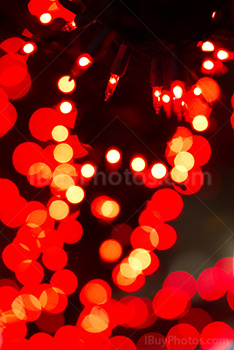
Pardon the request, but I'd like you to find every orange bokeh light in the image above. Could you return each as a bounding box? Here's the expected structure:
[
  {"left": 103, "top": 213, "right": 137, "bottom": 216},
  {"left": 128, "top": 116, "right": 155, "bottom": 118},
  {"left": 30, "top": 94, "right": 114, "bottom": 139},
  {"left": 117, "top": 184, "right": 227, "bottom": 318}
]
[
  {"left": 81, "top": 164, "right": 95, "bottom": 178},
  {"left": 58, "top": 76, "right": 76, "bottom": 94},
  {"left": 52, "top": 125, "right": 69, "bottom": 142},
  {"left": 151, "top": 163, "right": 167, "bottom": 179},
  {"left": 174, "top": 152, "right": 195, "bottom": 171},
  {"left": 171, "top": 166, "right": 188, "bottom": 183},
  {"left": 192, "top": 115, "right": 209, "bottom": 132},
  {"left": 162, "top": 94, "right": 170, "bottom": 103},
  {"left": 54, "top": 143, "right": 73, "bottom": 163},
  {"left": 66, "top": 186, "right": 85, "bottom": 204},
  {"left": 130, "top": 157, "right": 146, "bottom": 172},
  {"left": 106, "top": 149, "right": 121, "bottom": 164},
  {"left": 99, "top": 239, "right": 123, "bottom": 262},
  {"left": 101, "top": 200, "right": 120, "bottom": 219},
  {"left": 49, "top": 200, "right": 70, "bottom": 220}
]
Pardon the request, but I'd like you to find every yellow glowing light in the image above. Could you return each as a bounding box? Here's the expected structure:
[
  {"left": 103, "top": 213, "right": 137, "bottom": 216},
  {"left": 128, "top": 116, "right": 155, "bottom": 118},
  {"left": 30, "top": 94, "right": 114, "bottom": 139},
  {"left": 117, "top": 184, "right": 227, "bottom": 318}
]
[
  {"left": 171, "top": 165, "right": 188, "bottom": 183},
  {"left": 60, "top": 101, "right": 72, "bottom": 114},
  {"left": 23, "top": 43, "right": 36, "bottom": 54},
  {"left": 49, "top": 200, "right": 69, "bottom": 220},
  {"left": 217, "top": 50, "right": 229, "bottom": 60},
  {"left": 81, "top": 164, "right": 95, "bottom": 178},
  {"left": 173, "top": 85, "right": 183, "bottom": 99},
  {"left": 66, "top": 186, "right": 85, "bottom": 204},
  {"left": 106, "top": 149, "right": 121, "bottom": 164},
  {"left": 40, "top": 13, "right": 52, "bottom": 24},
  {"left": 120, "top": 262, "right": 139, "bottom": 279},
  {"left": 54, "top": 143, "right": 73, "bottom": 164},
  {"left": 131, "top": 157, "right": 146, "bottom": 172},
  {"left": 58, "top": 76, "right": 76, "bottom": 93},
  {"left": 51, "top": 174, "right": 75, "bottom": 191},
  {"left": 203, "top": 60, "right": 214, "bottom": 70},
  {"left": 79, "top": 56, "right": 91, "bottom": 67},
  {"left": 192, "top": 115, "right": 209, "bottom": 132},
  {"left": 154, "top": 89, "right": 161, "bottom": 98},
  {"left": 151, "top": 163, "right": 167, "bottom": 179},
  {"left": 52, "top": 125, "right": 69, "bottom": 142},
  {"left": 193, "top": 87, "right": 202, "bottom": 96},
  {"left": 101, "top": 200, "right": 120, "bottom": 219},
  {"left": 129, "top": 248, "right": 151, "bottom": 271},
  {"left": 162, "top": 94, "right": 170, "bottom": 103},
  {"left": 201, "top": 41, "right": 215, "bottom": 52},
  {"left": 174, "top": 152, "right": 195, "bottom": 171}
]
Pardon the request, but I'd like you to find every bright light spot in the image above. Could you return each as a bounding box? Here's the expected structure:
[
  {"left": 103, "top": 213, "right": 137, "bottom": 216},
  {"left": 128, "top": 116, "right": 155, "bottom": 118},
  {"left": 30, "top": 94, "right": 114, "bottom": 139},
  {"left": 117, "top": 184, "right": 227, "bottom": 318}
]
[
  {"left": 40, "top": 13, "right": 52, "bottom": 24},
  {"left": 78, "top": 55, "right": 92, "bottom": 67},
  {"left": 151, "top": 163, "right": 167, "bottom": 179},
  {"left": 154, "top": 90, "right": 161, "bottom": 98},
  {"left": 174, "top": 152, "right": 195, "bottom": 171},
  {"left": 51, "top": 174, "right": 75, "bottom": 191},
  {"left": 106, "top": 149, "right": 121, "bottom": 164},
  {"left": 58, "top": 76, "right": 76, "bottom": 93},
  {"left": 131, "top": 157, "right": 146, "bottom": 172},
  {"left": 171, "top": 165, "right": 188, "bottom": 183},
  {"left": 49, "top": 200, "right": 69, "bottom": 220},
  {"left": 193, "top": 87, "right": 202, "bottom": 96},
  {"left": 66, "top": 186, "right": 85, "bottom": 204},
  {"left": 99, "top": 239, "right": 123, "bottom": 262},
  {"left": 110, "top": 77, "right": 117, "bottom": 84},
  {"left": 217, "top": 50, "right": 229, "bottom": 60},
  {"left": 129, "top": 248, "right": 151, "bottom": 271},
  {"left": 162, "top": 94, "right": 170, "bottom": 103},
  {"left": 201, "top": 41, "right": 215, "bottom": 52},
  {"left": 23, "top": 43, "right": 36, "bottom": 54},
  {"left": 52, "top": 125, "right": 69, "bottom": 142},
  {"left": 212, "top": 11, "right": 217, "bottom": 19},
  {"left": 192, "top": 115, "right": 209, "bottom": 132},
  {"left": 54, "top": 143, "right": 73, "bottom": 164},
  {"left": 81, "top": 164, "right": 95, "bottom": 178},
  {"left": 173, "top": 85, "right": 183, "bottom": 99},
  {"left": 203, "top": 60, "right": 214, "bottom": 70},
  {"left": 101, "top": 200, "right": 120, "bottom": 219},
  {"left": 60, "top": 101, "right": 72, "bottom": 114}
]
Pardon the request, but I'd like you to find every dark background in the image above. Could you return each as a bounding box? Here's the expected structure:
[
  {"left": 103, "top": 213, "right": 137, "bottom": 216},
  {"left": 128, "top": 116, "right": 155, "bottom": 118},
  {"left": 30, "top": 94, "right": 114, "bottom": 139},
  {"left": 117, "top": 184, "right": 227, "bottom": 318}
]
[{"left": 1, "top": 0, "right": 234, "bottom": 342}]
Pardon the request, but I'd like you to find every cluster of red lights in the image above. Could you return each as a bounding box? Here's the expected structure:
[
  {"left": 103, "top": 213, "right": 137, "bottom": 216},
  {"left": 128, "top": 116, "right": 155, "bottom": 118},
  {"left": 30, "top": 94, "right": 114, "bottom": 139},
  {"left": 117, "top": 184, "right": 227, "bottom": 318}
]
[{"left": 0, "top": 3, "right": 234, "bottom": 349}]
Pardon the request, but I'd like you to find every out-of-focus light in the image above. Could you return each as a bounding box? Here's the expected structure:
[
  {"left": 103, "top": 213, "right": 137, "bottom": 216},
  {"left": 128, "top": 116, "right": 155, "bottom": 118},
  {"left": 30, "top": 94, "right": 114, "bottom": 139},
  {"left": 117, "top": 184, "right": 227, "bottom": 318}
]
[
  {"left": 49, "top": 200, "right": 69, "bottom": 220},
  {"left": 66, "top": 186, "right": 85, "bottom": 204},
  {"left": 192, "top": 115, "right": 209, "bottom": 132},
  {"left": 60, "top": 101, "right": 73, "bottom": 114},
  {"left": 173, "top": 85, "right": 183, "bottom": 99},
  {"left": 99, "top": 239, "right": 123, "bottom": 262},
  {"left": 39, "top": 13, "right": 52, "bottom": 24},
  {"left": 217, "top": 49, "right": 229, "bottom": 61},
  {"left": 78, "top": 54, "right": 93, "bottom": 68},
  {"left": 174, "top": 152, "right": 195, "bottom": 171},
  {"left": 151, "top": 163, "right": 167, "bottom": 179},
  {"left": 130, "top": 157, "right": 146, "bottom": 172},
  {"left": 54, "top": 143, "right": 73, "bottom": 164},
  {"left": 52, "top": 125, "right": 69, "bottom": 142},
  {"left": 101, "top": 200, "right": 120, "bottom": 219},
  {"left": 162, "top": 94, "right": 170, "bottom": 103},
  {"left": 23, "top": 43, "right": 36, "bottom": 54},
  {"left": 81, "top": 164, "right": 95, "bottom": 178},
  {"left": 171, "top": 165, "right": 188, "bottom": 183},
  {"left": 106, "top": 149, "right": 121, "bottom": 164},
  {"left": 203, "top": 60, "right": 214, "bottom": 70},
  {"left": 212, "top": 11, "right": 217, "bottom": 19},
  {"left": 154, "top": 89, "right": 161, "bottom": 98},
  {"left": 129, "top": 248, "right": 151, "bottom": 271},
  {"left": 58, "top": 76, "right": 76, "bottom": 94},
  {"left": 193, "top": 87, "right": 202, "bottom": 96},
  {"left": 201, "top": 41, "right": 215, "bottom": 52}
]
